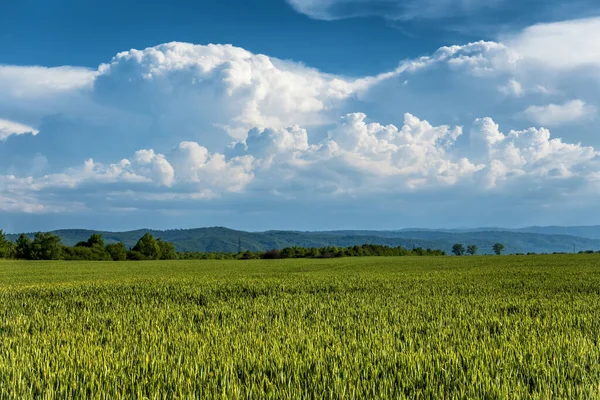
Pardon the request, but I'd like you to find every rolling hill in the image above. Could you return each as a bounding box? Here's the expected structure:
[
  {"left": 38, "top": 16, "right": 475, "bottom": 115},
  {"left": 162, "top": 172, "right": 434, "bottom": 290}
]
[{"left": 6, "top": 226, "right": 600, "bottom": 255}]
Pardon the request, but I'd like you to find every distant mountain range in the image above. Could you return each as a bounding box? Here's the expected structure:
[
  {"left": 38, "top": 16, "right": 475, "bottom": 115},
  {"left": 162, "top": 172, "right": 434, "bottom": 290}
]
[
  {"left": 392, "top": 226, "right": 600, "bottom": 239},
  {"left": 7, "top": 226, "right": 600, "bottom": 255}
]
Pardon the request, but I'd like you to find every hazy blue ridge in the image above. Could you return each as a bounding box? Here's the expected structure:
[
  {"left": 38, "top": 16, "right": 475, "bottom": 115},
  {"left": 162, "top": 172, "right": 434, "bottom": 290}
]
[{"left": 6, "top": 227, "right": 600, "bottom": 255}]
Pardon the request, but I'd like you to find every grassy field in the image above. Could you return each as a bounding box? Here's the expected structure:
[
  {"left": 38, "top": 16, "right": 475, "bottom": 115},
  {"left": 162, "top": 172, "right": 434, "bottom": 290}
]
[{"left": 1, "top": 255, "right": 600, "bottom": 399}]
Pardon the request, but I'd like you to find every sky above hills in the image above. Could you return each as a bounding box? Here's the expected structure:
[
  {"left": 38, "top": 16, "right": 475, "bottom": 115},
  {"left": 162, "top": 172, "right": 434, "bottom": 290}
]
[{"left": 1, "top": 0, "right": 600, "bottom": 232}]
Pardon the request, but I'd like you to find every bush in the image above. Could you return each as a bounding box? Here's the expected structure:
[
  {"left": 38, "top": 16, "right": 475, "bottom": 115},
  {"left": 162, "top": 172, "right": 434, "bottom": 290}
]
[
  {"left": 127, "top": 251, "right": 150, "bottom": 261},
  {"left": 62, "top": 246, "right": 112, "bottom": 261},
  {"left": 106, "top": 243, "right": 128, "bottom": 261},
  {"left": 262, "top": 249, "right": 282, "bottom": 259}
]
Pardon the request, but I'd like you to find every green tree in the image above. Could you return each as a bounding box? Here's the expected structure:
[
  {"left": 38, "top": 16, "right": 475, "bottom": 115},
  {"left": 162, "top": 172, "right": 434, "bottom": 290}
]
[
  {"left": 6, "top": 242, "right": 15, "bottom": 258},
  {"left": 76, "top": 234, "right": 105, "bottom": 249},
  {"left": 452, "top": 244, "right": 465, "bottom": 256},
  {"left": 466, "top": 245, "right": 478, "bottom": 256},
  {"left": 30, "top": 232, "right": 62, "bottom": 260},
  {"left": 15, "top": 234, "right": 32, "bottom": 260},
  {"left": 87, "top": 234, "right": 105, "bottom": 249},
  {"left": 0, "top": 230, "right": 13, "bottom": 258},
  {"left": 106, "top": 243, "right": 128, "bottom": 261},
  {"left": 132, "top": 233, "right": 161, "bottom": 260},
  {"left": 157, "top": 239, "right": 178, "bottom": 260},
  {"left": 493, "top": 243, "right": 505, "bottom": 256}
]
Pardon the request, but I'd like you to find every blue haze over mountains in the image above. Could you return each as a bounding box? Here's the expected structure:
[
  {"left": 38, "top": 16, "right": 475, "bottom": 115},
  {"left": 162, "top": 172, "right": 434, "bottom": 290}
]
[{"left": 7, "top": 226, "right": 600, "bottom": 255}]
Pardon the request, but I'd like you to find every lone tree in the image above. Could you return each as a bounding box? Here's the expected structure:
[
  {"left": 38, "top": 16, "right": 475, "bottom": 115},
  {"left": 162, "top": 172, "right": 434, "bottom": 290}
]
[
  {"left": 466, "top": 245, "right": 478, "bottom": 256},
  {"left": 493, "top": 243, "right": 505, "bottom": 255},
  {"left": 452, "top": 244, "right": 465, "bottom": 256}
]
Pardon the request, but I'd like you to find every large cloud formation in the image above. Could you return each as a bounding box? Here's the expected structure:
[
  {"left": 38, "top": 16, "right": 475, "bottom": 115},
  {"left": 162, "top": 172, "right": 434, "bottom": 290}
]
[
  {"left": 93, "top": 43, "right": 388, "bottom": 142},
  {"left": 1, "top": 17, "right": 599, "bottom": 228},
  {"left": 2, "top": 111, "right": 597, "bottom": 214}
]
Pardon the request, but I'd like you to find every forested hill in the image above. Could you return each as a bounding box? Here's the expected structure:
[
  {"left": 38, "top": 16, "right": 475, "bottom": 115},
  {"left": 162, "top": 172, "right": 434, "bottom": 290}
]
[{"left": 7, "top": 227, "right": 600, "bottom": 255}]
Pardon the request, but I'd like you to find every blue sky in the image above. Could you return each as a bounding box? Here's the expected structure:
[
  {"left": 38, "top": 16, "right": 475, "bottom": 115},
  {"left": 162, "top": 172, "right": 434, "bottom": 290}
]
[
  {"left": 1, "top": 0, "right": 600, "bottom": 232},
  {"left": 2, "top": 0, "right": 462, "bottom": 75}
]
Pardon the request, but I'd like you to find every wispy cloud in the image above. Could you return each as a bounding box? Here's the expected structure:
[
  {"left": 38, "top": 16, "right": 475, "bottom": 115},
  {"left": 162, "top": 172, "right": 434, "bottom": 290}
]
[
  {"left": 522, "top": 100, "right": 596, "bottom": 127},
  {"left": 286, "top": 0, "right": 600, "bottom": 29}
]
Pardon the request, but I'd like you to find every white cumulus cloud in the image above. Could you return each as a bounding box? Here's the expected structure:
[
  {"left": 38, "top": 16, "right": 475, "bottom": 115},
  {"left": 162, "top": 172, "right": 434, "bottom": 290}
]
[
  {"left": 0, "top": 18, "right": 599, "bottom": 224},
  {"left": 93, "top": 42, "right": 388, "bottom": 142},
  {"left": 1, "top": 111, "right": 598, "bottom": 215},
  {"left": 171, "top": 141, "right": 254, "bottom": 195},
  {"left": 470, "top": 117, "right": 598, "bottom": 187}
]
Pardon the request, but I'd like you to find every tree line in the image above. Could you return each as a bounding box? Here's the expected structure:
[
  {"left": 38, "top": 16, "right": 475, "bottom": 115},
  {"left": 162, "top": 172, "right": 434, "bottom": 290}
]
[
  {"left": 215, "top": 244, "right": 445, "bottom": 260},
  {"left": 3, "top": 230, "right": 598, "bottom": 260},
  {"left": 0, "top": 231, "right": 177, "bottom": 261},
  {"left": 0, "top": 230, "right": 447, "bottom": 261}
]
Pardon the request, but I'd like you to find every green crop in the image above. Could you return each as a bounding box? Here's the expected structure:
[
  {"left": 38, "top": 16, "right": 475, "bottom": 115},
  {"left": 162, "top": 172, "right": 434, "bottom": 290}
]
[{"left": 1, "top": 255, "right": 600, "bottom": 399}]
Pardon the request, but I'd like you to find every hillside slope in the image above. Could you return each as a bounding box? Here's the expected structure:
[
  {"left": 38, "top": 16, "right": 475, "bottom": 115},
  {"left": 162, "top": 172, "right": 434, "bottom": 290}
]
[{"left": 7, "top": 227, "right": 600, "bottom": 254}]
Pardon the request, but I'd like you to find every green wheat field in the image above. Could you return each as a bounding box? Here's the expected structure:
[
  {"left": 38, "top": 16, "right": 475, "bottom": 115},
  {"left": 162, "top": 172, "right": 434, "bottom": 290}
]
[{"left": 1, "top": 255, "right": 600, "bottom": 399}]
